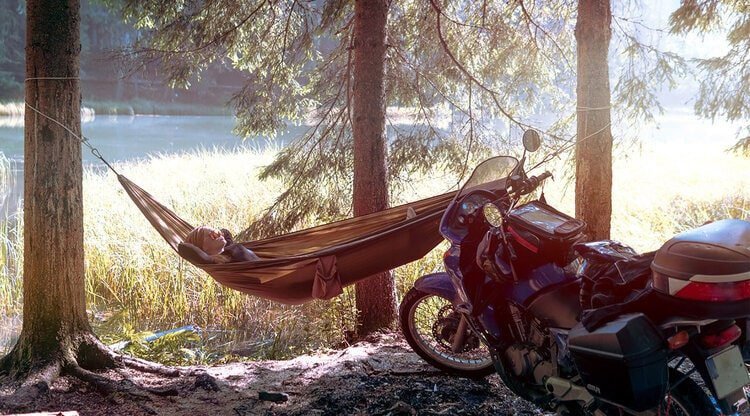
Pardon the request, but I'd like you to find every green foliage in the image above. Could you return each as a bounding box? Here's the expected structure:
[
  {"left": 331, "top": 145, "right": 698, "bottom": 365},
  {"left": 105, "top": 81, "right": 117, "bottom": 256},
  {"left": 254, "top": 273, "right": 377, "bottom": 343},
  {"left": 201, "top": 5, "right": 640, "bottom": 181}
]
[
  {"left": 0, "top": 0, "right": 24, "bottom": 99},
  {"left": 122, "top": 0, "right": 587, "bottom": 238},
  {"left": 729, "top": 136, "right": 750, "bottom": 157},
  {"left": 96, "top": 312, "right": 213, "bottom": 365},
  {"left": 124, "top": 0, "right": 750, "bottom": 239},
  {"left": 120, "top": 329, "right": 206, "bottom": 366},
  {"left": 670, "top": 0, "right": 750, "bottom": 123},
  {"left": 611, "top": 22, "right": 688, "bottom": 123}
]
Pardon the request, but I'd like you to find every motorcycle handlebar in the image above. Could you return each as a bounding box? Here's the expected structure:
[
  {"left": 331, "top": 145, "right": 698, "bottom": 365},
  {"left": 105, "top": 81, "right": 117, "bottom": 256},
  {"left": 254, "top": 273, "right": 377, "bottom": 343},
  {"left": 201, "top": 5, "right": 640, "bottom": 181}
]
[{"left": 510, "top": 171, "right": 552, "bottom": 196}]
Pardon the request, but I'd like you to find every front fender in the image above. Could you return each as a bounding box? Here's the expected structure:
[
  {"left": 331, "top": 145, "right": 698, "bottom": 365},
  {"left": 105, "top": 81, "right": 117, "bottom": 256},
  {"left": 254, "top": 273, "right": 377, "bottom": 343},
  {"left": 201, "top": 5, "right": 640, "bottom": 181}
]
[{"left": 413, "top": 272, "right": 457, "bottom": 303}]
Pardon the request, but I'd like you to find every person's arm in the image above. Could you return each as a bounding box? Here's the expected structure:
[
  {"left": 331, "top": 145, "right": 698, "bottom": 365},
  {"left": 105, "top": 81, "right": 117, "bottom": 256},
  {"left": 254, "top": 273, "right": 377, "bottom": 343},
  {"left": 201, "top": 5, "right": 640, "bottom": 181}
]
[
  {"left": 220, "top": 228, "right": 234, "bottom": 245},
  {"left": 178, "top": 242, "right": 216, "bottom": 264},
  {"left": 225, "top": 243, "right": 260, "bottom": 262}
]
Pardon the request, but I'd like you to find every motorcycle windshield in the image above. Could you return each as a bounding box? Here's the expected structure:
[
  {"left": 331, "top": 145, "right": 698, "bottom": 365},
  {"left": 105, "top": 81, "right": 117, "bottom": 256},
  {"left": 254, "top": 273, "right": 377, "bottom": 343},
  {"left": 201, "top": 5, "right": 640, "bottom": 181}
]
[{"left": 440, "top": 156, "right": 519, "bottom": 243}]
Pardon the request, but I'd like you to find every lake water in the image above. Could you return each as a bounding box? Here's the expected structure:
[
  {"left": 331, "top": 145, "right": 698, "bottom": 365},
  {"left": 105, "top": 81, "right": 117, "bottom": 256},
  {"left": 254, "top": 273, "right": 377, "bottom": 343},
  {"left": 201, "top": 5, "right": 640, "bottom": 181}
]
[
  {"left": 0, "top": 115, "right": 301, "bottom": 163},
  {"left": 0, "top": 115, "right": 304, "bottom": 216}
]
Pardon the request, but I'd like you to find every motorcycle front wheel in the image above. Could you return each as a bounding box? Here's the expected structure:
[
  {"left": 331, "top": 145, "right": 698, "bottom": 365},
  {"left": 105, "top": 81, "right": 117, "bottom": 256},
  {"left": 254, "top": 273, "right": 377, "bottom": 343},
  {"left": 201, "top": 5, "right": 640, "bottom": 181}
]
[{"left": 399, "top": 287, "right": 495, "bottom": 378}]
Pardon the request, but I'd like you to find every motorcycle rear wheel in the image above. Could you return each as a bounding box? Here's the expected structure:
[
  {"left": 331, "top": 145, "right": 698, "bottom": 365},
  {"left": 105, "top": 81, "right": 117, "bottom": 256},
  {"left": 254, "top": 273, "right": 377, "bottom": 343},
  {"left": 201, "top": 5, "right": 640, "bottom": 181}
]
[
  {"left": 651, "top": 368, "right": 721, "bottom": 416},
  {"left": 563, "top": 368, "right": 721, "bottom": 416},
  {"left": 399, "top": 287, "right": 495, "bottom": 378}
]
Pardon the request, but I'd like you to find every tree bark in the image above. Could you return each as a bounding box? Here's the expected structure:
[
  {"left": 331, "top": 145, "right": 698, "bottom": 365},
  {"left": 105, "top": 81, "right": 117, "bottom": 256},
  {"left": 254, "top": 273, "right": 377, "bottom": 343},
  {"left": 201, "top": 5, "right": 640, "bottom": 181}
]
[
  {"left": 1, "top": 0, "right": 107, "bottom": 379},
  {"left": 575, "top": 0, "right": 613, "bottom": 241},
  {"left": 352, "top": 0, "right": 395, "bottom": 336}
]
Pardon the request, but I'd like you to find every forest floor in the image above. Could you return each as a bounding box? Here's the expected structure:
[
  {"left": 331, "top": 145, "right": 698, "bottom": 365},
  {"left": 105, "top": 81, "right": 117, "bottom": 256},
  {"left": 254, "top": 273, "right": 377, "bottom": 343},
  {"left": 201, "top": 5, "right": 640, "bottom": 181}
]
[{"left": 0, "top": 332, "right": 546, "bottom": 416}]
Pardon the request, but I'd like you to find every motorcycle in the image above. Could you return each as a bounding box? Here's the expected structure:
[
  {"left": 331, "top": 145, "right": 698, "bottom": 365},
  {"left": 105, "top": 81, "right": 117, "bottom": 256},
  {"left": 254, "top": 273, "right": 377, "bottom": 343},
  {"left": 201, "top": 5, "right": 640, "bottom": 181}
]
[{"left": 399, "top": 129, "right": 750, "bottom": 415}]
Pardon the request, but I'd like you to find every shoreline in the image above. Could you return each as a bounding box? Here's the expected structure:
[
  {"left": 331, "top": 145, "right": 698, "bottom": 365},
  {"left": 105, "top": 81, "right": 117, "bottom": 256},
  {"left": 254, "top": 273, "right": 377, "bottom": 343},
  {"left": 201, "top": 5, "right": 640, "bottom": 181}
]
[{"left": 0, "top": 99, "right": 232, "bottom": 117}]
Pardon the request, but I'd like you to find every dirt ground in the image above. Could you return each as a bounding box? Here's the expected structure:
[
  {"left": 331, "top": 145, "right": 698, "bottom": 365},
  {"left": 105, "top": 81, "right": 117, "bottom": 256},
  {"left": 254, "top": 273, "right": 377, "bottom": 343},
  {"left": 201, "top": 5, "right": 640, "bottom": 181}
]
[{"left": 0, "top": 332, "right": 547, "bottom": 416}]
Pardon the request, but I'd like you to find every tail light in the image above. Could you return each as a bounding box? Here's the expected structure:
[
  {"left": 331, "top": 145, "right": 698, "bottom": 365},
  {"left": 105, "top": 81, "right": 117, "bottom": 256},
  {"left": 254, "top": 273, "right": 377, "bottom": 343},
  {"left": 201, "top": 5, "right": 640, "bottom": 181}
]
[
  {"left": 699, "top": 324, "right": 742, "bottom": 349},
  {"left": 674, "top": 280, "right": 750, "bottom": 302}
]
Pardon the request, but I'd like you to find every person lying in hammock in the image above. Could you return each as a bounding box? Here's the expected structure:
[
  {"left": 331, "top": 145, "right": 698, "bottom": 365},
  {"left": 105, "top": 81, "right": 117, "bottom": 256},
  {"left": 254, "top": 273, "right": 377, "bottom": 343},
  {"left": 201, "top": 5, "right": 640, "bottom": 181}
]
[{"left": 178, "top": 226, "right": 260, "bottom": 264}]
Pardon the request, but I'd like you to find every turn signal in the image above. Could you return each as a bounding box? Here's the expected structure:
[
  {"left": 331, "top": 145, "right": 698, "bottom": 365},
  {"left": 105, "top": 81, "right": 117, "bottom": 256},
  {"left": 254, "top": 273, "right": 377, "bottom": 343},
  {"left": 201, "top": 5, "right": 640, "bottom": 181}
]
[
  {"left": 699, "top": 324, "right": 742, "bottom": 349},
  {"left": 667, "top": 330, "right": 689, "bottom": 350}
]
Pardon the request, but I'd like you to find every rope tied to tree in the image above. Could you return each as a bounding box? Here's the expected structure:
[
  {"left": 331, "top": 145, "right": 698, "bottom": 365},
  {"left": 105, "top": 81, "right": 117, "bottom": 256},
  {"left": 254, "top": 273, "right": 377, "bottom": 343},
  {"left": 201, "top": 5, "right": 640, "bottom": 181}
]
[
  {"left": 23, "top": 77, "right": 120, "bottom": 176},
  {"left": 576, "top": 105, "right": 612, "bottom": 112}
]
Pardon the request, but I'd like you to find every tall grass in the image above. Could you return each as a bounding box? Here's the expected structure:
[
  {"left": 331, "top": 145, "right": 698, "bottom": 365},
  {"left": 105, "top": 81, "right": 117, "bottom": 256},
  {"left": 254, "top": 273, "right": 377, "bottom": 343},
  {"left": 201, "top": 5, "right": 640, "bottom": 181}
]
[
  {"left": 0, "top": 152, "right": 23, "bottom": 318},
  {"left": 612, "top": 142, "right": 749, "bottom": 250},
  {"left": 81, "top": 146, "right": 461, "bottom": 359},
  {"left": 0, "top": 102, "right": 95, "bottom": 127},
  {"left": 0, "top": 141, "right": 747, "bottom": 362},
  {"left": 82, "top": 148, "right": 361, "bottom": 358}
]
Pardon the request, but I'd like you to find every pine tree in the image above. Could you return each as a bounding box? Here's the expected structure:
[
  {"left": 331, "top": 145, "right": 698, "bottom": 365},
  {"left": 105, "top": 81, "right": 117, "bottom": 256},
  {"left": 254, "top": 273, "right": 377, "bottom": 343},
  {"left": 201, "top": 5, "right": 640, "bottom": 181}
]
[
  {"left": 1, "top": 0, "right": 184, "bottom": 406},
  {"left": 575, "top": 0, "right": 613, "bottom": 240}
]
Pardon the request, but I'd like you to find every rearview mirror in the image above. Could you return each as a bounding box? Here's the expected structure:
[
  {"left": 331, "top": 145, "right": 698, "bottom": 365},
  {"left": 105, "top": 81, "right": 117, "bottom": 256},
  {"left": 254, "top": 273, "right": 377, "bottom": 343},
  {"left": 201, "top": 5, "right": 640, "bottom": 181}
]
[
  {"left": 483, "top": 203, "right": 503, "bottom": 228},
  {"left": 522, "top": 129, "right": 541, "bottom": 153}
]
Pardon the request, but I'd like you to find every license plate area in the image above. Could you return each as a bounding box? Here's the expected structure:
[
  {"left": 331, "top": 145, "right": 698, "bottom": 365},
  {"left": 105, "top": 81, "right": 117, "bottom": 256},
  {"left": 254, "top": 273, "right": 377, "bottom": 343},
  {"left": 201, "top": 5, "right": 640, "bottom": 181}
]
[{"left": 705, "top": 345, "right": 750, "bottom": 399}]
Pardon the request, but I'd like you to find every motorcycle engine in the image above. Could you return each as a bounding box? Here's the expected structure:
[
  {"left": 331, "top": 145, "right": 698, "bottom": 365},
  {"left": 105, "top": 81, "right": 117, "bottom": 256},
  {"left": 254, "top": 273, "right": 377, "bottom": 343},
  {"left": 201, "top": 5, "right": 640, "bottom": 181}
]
[{"left": 503, "top": 318, "right": 561, "bottom": 386}]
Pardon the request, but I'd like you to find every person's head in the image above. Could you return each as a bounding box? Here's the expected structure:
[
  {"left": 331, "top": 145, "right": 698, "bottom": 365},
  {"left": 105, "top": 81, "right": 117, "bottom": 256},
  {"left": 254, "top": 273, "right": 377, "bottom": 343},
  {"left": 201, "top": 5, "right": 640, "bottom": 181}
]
[{"left": 184, "top": 226, "right": 226, "bottom": 255}]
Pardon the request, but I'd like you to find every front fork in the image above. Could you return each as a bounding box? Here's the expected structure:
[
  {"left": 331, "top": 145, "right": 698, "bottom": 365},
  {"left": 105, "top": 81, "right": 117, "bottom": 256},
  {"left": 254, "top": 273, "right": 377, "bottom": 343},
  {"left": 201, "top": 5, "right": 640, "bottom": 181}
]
[
  {"left": 451, "top": 314, "right": 470, "bottom": 353},
  {"left": 413, "top": 271, "right": 548, "bottom": 404}
]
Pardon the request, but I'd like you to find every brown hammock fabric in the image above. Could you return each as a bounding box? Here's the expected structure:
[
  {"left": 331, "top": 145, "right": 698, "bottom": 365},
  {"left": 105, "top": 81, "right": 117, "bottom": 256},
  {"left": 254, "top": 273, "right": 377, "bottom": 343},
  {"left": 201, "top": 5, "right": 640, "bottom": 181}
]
[{"left": 118, "top": 175, "right": 455, "bottom": 304}]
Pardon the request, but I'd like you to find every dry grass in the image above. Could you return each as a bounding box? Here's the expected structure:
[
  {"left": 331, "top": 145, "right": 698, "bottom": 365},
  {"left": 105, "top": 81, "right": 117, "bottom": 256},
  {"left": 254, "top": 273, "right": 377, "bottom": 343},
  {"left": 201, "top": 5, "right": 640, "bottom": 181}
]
[
  {"left": 0, "top": 141, "right": 748, "bottom": 360},
  {"left": 79, "top": 146, "right": 462, "bottom": 358},
  {"left": 0, "top": 153, "right": 23, "bottom": 318}
]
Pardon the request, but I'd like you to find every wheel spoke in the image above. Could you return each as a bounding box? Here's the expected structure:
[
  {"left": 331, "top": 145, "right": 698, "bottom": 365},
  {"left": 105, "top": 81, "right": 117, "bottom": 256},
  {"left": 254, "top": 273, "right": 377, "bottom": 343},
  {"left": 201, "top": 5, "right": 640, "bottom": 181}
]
[{"left": 407, "top": 293, "right": 493, "bottom": 370}]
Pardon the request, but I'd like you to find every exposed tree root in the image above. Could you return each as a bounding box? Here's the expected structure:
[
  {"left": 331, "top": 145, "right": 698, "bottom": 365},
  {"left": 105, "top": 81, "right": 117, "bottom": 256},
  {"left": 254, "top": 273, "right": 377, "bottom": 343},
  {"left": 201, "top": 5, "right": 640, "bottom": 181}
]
[
  {"left": 116, "top": 354, "right": 182, "bottom": 377},
  {"left": 65, "top": 362, "right": 178, "bottom": 397},
  {"left": 74, "top": 334, "right": 180, "bottom": 377},
  {"left": 0, "top": 333, "right": 194, "bottom": 412},
  {"left": 64, "top": 363, "right": 121, "bottom": 395},
  {"left": 0, "top": 361, "right": 62, "bottom": 410}
]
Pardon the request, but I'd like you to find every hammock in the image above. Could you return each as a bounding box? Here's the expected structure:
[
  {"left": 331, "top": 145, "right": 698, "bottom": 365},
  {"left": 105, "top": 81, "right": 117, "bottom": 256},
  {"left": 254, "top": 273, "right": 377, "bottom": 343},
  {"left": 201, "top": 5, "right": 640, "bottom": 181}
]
[{"left": 118, "top": 175, "right": 455, "bottom": 304}]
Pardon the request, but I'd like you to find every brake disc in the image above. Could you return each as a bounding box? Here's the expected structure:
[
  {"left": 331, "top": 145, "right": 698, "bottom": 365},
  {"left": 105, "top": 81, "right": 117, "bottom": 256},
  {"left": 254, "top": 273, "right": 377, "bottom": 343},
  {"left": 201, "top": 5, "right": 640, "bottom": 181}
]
[{"left": 431, "top": 304, "right": 480, "bottom": 352}]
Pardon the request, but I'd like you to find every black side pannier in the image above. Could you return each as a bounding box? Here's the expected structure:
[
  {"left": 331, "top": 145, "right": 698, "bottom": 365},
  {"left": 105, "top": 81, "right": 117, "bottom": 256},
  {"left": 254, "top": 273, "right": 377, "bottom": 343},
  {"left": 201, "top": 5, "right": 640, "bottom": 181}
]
[
  {"left": 568, "top": 313, "right": 668, "bottom": 412},
  {"left": 507, "top": 200, "right": 586, "bottom": 265}
]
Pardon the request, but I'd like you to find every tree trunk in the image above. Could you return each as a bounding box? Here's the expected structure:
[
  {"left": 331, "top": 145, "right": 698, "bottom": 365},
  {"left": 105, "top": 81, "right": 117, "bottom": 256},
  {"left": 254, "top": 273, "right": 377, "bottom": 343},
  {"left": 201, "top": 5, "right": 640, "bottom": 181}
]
[
  {"left": 1, "top": 0, "right": 109, "bottom": 379},
  {"left": 352, "top": 0, "right": 395, "bottom": 336},
  {"left": 575, "top": 0, "right": 613, "bottom": 241}
]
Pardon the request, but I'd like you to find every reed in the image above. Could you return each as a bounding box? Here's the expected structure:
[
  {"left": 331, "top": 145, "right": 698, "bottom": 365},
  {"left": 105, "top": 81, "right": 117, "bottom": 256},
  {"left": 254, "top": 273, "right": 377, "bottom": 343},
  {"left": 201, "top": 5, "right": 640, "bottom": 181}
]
[
  {"left": 0, "top": 153, "right": 23, "bottom": 317},
  {"left": 82, "top": 147, "right": 366, "bottom": 358},
  {"left": 0, "top": 142, "right": 747, "bottom": 362},
  {"left": 0, "top": 153, "right": 9, "bottom": 197},
  {"left": 0, "top": 102, "right": 24, "bottom": 117}
]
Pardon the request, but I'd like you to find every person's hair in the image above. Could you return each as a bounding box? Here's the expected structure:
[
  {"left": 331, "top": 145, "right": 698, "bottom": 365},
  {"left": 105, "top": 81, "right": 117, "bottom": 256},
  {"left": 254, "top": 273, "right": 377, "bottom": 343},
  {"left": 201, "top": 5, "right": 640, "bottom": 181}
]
[{"left": 184, "top": 226, "right": 230, "bottom": 264}]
